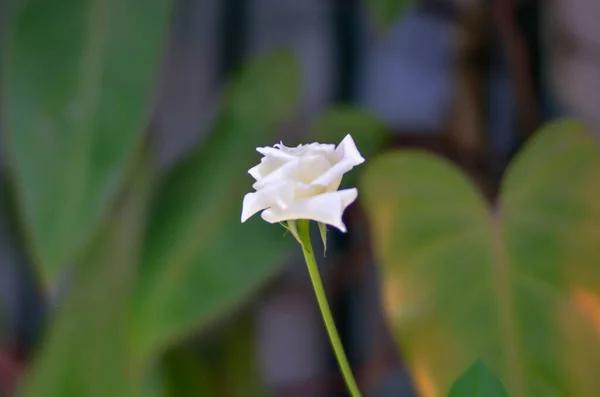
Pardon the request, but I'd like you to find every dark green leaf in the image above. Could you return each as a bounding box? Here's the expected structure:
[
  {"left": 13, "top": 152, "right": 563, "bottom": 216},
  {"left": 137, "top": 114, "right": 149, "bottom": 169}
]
[
  {"left": 2, "top": 0, "right": 171, "bottom": 284},
  {"left": 160, "top": 317, "right": 266, "bottom": 397},
  {"left": 447, "top": 360, "right": 508, "bottom": 397},
  {"left": 132, "top": 50, "right": 300, "bottom": 361},
  {"left": 19, "top": 149, "right": 153, "bottom": 397}
]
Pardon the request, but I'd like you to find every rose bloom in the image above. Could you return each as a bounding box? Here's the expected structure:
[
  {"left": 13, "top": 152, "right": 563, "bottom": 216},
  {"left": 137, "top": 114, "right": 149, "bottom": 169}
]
[{"left": 241, "top": 135, "right": 365, "bottom": 232}]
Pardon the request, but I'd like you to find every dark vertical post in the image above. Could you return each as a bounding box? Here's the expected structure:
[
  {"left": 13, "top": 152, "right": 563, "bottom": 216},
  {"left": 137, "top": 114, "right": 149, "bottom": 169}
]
[{"left": 218, "top": 0, "right": 248, "bottom": 81}]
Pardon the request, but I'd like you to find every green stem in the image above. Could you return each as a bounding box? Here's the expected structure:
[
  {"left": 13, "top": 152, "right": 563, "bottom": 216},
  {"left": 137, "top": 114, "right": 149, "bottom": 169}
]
[{"left": 297, "top": 220, "right": 362, "bottom": 397}]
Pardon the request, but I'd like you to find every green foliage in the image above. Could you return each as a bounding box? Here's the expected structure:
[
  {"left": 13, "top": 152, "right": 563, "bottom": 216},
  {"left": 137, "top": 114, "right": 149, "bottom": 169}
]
[
  {"left": 361, "top": 119, "right": 600, "bottom": 397},
  {"left": 447, "top": 360, "right": 508, "bottom": 397},
  {"left": 2, "top": 0, "right": 172, "bottom": 284},
  {"left": 131, "top": 50, "right": 301, "bottom": 362},
  {"left": 18, "top": 150, "right": 154, "bottom": 397},
  {"left": 10, "top": 1, "right": 600, "bottom": 396},
  {"left": 366, "top": 0, "right": 413, "bottom": 32},
  {"left": 160, "top": 317, "right": 267, "bottom": 397},
  {"left": 5, "top": 5, "right": 303, "bottom": 389}
]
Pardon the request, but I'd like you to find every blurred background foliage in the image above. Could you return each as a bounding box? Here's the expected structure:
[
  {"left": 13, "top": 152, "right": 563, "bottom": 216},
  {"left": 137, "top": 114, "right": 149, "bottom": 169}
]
[{"left": 1, "top": 0, "right": 600, "bottom": 396}]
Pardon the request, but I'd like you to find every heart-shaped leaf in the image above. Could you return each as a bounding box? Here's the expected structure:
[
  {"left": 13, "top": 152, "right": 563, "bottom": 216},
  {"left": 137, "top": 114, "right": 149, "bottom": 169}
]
[
  {"left": 447, "top": 360, "right": 507, "bottom": 397},
  {"left": 361, "top": 119, "right": 600, "bottom": 397},
  {"left": 131, "top": 50, "right": 300, "bottom": 362},
  {"left": 2, "top": 0, "right": 171, "bottom": 284}
]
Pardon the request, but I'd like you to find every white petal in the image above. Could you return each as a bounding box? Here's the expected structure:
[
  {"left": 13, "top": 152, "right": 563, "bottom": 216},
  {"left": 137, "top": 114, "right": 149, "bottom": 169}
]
[
  {"left": 300, "top": 143, "right": 336, "bottom": 155},
  {"left": 336, "top": 134, "right": 365, "bottom": 165},
  {"left": 260, "top": 188, "right": 358, "bottom": 232},
  {"left": 248, "top": 156, "right": 282, "bottom": 181},
  {"left": 317, "top": 143, "right": 336, "bottom": 152},
  {"left": 256, "top": 146, "right": 295, "bottom": 161},
  {"left": 273, "top": 142, "right": 299, "bottom": 152},
  {"left": 253, "top": 155, "right": 331, "bottom": 189},
  {"left": 241, "top": 181, "right": 295, "bottom": 222},
  {"left": 276, "top": 142, "right": 336, "bottom": 156},
  {"left": 293, "top": 155, "right": 332, "bottom": 184},
  {"left": 309, "top": 158, "right": 354, "bottom": 189},
  {"left": 248, "top": 159, "right": 267, "bottom": 180},
  {"left": 309, "top": 135, "right": 365, "bottom": 189},
  {"left": 252, "top": 158, "right": 300, "bottom": 190},
  {"left": 293, "top": 181, "right": 328, "bottom": 199},
  {"left": 241, "top": 192, "right": 269, "bottom": 223},
  {"left": 248, "top": 165, "right": 261, "bottom": 180}
]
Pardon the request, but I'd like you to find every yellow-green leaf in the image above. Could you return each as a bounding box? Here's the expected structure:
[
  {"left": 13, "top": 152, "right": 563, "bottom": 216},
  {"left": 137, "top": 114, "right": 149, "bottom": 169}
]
[{"left": 361, "top": 119, "right": 600, "bottom": 397}]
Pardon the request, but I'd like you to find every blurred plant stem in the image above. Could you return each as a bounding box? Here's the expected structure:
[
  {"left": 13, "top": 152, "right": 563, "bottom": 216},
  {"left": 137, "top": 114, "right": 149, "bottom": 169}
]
[{"left": 296, "top": 220, "right": 362, "bottom": 397}]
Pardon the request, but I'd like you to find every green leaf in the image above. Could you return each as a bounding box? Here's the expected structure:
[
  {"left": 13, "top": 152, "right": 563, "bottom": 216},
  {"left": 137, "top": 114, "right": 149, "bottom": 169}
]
[
  {"left": 447, "top": 360, "right": 508, "bottom": 397},
  {"left": 132, "top": 50, "right": 300, "bottom": 361},
  {"left": 310, "top": 105, "right": 389, "bottom": 189},
  {"left": 318, "top": 222, "right": 328, "bottom": 257},
  {"left": 366, "top": 0, "right": 413, "bottom": 32},
  {"left": 2, "top": 0, "right": 171, "bottom": 284},
  {"left": 284, "top": 220, "right": 303, "bottom": 247},
  {"left": 140, "top": 363, "right": 168, "bottom": 397},
  {"left": 159, "top": 348, "right": 212, "bottom": 397},
  {"left": 160, "top": 317, "right": 267, "bottom": 397},
  {"left": 19, "top": 149, "right": 153, "bottom": 397},
  {"left": 361, "top": 119, "right": 600, "bottom": 397}
]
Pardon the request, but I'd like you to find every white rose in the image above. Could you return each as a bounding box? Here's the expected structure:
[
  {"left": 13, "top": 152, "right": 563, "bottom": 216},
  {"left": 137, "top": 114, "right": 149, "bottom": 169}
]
[{"left": 241, "top": 134, "right": 365, "bottom": 232}]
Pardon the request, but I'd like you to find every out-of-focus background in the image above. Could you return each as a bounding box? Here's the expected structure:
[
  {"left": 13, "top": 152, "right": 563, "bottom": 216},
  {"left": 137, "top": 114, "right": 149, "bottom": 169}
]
[{"left": 2, "top": 0, "right": 600, "bottom": 396}]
